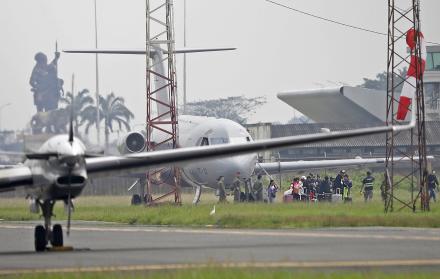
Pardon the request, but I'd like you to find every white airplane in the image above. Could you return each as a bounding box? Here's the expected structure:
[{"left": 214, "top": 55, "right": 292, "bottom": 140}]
[
  {"left": 66, "top": 48, "right": 414, "bottom": 203},
  {"left": 0, "top": 108, "right": 415, "bottom": 251}
]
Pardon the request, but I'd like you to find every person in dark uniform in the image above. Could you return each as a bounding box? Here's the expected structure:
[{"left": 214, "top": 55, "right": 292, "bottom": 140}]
[
  {"left": 428, "top": 170, "right": 439, "bottom": 202},
  {"left": 333, "top": 170, "right": 345, "bottom": 195},
  {"left": 253, "top": 175, "right": 264, "bottom": 202},
  {"left": 217, "top": 176, "right": 227, "bottom": 203},
  {"left": 361, "top": 171, "right": 375, "bottom": 202},
  {"left": 232, "top": 172, "right": 241, "bottom": 203},
  {"left": 342, "top": 174, "right": 353, "bottom": 199}
]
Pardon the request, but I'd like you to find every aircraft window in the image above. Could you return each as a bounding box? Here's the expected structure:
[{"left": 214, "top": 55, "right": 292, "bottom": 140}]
[
  {"left": 427, "top": 53, "right": 434, "bottom": 70},
  {"left": 210, "top": 138, "right": 229, "bottom": 145},
  {"left": 200, "top": 137, "right": 209, "bottom": 146},
  {"left": 434, "top": 53, "right": 440, "bottom": 71}
]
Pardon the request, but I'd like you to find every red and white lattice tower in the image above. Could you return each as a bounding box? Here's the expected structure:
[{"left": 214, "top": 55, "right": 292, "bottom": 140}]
[
  {"left": 145, "top": 0, "right": 181, "bottom": 205},
  {"left": 385, "top": 0, "right": 429, "bottom": 212}
]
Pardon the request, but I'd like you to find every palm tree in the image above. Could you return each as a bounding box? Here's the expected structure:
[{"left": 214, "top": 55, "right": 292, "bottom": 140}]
[
  {"left": 61, "top": 89, "right": 94, "bottom": 135},
  {"left": 81, "top": 92, "right": 134, "bottom": 150}
]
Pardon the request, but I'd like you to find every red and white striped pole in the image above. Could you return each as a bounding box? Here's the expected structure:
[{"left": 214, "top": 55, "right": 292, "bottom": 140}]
[{"left": 396, "top": 28, "right": 427, "bottom": 120}]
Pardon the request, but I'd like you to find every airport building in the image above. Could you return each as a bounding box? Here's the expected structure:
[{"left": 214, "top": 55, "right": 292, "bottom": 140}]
[
  {"left": 249, "top": 46, "right": 440, "bottom": 162},
  {"left": 424, "top": 45, "right": 440, "bottom": 120}
]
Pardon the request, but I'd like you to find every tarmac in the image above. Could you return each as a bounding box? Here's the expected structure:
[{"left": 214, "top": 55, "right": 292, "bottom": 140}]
[{"left": 0, "top": 221, "right": 440, "bottom": 274}]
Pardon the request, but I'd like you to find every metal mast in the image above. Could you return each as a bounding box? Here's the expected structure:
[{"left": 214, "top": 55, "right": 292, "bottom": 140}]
[
  {"left": 385, "top": 0, "right": 429, "bottom": 212},
  {"left": 183, "top": 0, "right": 187, "bottom": 114},
  {"left": 94, "top": 0, "right": 101, "bottom": 146},
  {"left": 145, "top": 0, "right": 181, "bottom": 204}
]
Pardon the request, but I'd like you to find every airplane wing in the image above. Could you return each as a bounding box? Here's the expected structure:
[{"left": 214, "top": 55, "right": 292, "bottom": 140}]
[
  {"left": 254, "top": 157, "right": 416, "bottom": 175},
  {"left": 0, "top": 165, "right": 33, "bottom": 192},
  {"left": 0, "top": 110, "right": 415, "bottom": 188},
  {"left": 84, "top": 123, "right": 410, "bottom": 178}
]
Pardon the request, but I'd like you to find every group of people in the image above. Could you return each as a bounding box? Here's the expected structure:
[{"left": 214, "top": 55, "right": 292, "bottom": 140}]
[
  {"left": 216, "top": 169, "right": 440, "bottom": 204},
  {"left": 284, "top": 170, "right": 379, "bottom": 203},
  {"left": 216, "top": 173, "right": 278, "bottom": 203},
  {"left": 284, "top": 170, "right": 355, "bottom": 202}
]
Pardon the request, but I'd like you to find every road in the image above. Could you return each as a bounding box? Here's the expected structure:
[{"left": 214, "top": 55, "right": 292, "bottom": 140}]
[{"left": 0, "top": 221, "right": 440, "bottom": 274}]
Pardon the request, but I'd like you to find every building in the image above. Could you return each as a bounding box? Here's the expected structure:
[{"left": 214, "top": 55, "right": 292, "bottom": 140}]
[
  {"left": 247, "top": 121, "right": 440, "bottom": 164},
  {"left": 424, "top": 45, "right": 440, "bottom": 120}
]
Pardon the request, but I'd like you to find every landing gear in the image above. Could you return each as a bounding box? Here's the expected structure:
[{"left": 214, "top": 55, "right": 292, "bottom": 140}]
[
  {"left": 131, "top": 194, "right": 142, "bottom": 205},
  {"left": 192, "top": 185, "right": 202, "bottom": 204},
  {"left": 34, "top": 225, "right": 46, "bottom": 252},
  {"left": 51, "top": 224, "right": 63, "bottom": 247},
  {"left": 33, "top": 200, "right": 65, "bottom": 252}
]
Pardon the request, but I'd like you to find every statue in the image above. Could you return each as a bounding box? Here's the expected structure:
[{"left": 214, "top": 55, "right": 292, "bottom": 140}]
[
  {"left": 30, "top": 108, "right": 69, "bottom": 134},
  {"left": 29, "top": 50, "right": 64, "bottom": 112}
]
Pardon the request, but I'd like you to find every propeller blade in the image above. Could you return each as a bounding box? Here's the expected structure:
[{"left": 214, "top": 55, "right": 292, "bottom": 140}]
[
  {"left": 26, "top": 153, "right": 58, "bottom": 160},
  {"left": 66, "top": 170, "right": 73, "bottom": 236},
  {"left": 68, "top": 75, "right": 75, "bottom": 145},
  {"left": 66, "top": 194, "right": 72, "bottom": 236}
]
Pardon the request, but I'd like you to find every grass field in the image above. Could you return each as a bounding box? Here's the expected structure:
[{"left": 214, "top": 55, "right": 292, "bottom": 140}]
[
  {"left": 4, "top": 269, "right": 440, "bottom": 279},
  {"left": 0, "top": 190, "right": 439, "bottom": 228}
]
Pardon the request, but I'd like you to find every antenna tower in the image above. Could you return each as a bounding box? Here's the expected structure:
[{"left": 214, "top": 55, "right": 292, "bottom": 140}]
[
  {"left": 385, "top": 0, "right": 429, "bottom": 212},
  {"left": 145, "top": 0, "right": 181, "bottom": 205}
]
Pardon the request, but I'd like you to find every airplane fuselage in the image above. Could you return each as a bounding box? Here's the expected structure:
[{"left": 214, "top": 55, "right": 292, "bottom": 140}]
[{"left": 151, "top": 115, "right": 258, "bottom": 188}]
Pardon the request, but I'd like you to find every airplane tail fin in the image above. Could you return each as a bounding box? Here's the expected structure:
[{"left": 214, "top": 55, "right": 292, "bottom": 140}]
[{"left": 64, "top": 47, "right": 236, "bottom": 119}]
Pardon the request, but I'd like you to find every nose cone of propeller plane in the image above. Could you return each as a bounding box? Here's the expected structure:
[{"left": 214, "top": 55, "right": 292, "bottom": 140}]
[{"left": 59, "top": 140, "right": 85, "bottom": 157}]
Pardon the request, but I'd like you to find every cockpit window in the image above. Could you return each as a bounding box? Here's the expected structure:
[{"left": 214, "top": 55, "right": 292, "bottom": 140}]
[
  {"left": 200, "top": 137, "right": 209, "bottom": 146},
  {"left": 210, "top": 138, "right": 229, "bottom": 145}
]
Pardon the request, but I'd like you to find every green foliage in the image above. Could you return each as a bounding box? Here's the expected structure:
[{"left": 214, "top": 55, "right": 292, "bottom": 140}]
[
  {"left": 80, "top": 92, "right": 134, "bottom": 150},
  {"left": 60, "top": 89, "right": 94, "bottom": 135},
  {"left": 358, "top": 68, "right": 407, "bottom": 92},
  {"left": 184, "top": 96, "right": 266, "bottom": 124}
]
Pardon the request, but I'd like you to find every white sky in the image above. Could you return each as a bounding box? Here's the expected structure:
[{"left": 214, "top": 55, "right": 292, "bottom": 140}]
[{"left": 0, "top": 0, "right": 439, "bottom": 132}]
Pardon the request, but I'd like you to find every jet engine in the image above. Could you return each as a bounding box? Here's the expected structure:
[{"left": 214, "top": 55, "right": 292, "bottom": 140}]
[{"left": 118, "top": 132, "right": 146, "bottom": 154}]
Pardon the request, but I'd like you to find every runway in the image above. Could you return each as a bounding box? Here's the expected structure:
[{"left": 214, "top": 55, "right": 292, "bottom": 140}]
[{"left": 0, "top": 221, "right": 440, "bottom": 274}]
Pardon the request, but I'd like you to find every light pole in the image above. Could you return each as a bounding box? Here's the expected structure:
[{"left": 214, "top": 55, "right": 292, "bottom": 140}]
[
  {"left": 94, "top": 0, "right": 101, "bottom": 145},
  {"left": 183, "top": 0, "right": 187, "bottom": 114},
  {"left": 0, "top": 103, "right": 11, "bottom": 131}
]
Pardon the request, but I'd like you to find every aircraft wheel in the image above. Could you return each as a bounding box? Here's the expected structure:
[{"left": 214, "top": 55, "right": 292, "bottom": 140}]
[
  {"left": 51, "top": 224, "right": 63, "bottom": 247},
  {"left": 144, "top": 194, "right": 153, "bottom": 204},
  {"left": 131, "top": 194, "right": 142, "bottom": 205},
  {"left": 34, "top": 225, "right": 47, "bottom": 252}
]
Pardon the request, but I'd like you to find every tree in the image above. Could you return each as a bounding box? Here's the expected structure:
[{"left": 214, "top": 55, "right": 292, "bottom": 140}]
[
  {"left": 60, "top": 89, "right": 94, "bottom": 135},
  {"left": 81, "top": 92, "right": 134, "bottom": 150},
  {"left": 358, "top": 68, "right": 407, "bottom": 92},
  {"left": 184, "top": 96, "right": 266, "bottom": 125},
  {"left": 287, "top": 115, "right": 313, "bottom": 124}
]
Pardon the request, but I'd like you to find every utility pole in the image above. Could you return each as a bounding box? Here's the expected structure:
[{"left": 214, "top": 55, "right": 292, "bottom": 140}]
[
  {"left": 94, "top": 0, "right": 101, "bottom": 146},
  {"left": 183, "top": 0, "right": 187, "bottom": 114}
]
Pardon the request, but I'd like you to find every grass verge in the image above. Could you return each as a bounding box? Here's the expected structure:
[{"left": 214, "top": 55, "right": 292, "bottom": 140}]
[
  {"left": 4, "top": 269, "right": 440, "bottom": 279},
  {"left": 0, "top": 195, "right": 439, "bottom": 229}
]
